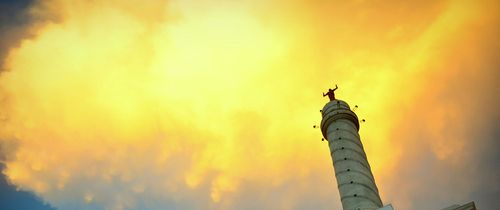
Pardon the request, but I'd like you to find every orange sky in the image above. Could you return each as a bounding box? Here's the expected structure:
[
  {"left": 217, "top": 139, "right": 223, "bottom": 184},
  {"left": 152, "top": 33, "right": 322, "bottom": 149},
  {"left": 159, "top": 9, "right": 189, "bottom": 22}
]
[{"left": 0, "top": 0, "right": 499, "bottom": 209}]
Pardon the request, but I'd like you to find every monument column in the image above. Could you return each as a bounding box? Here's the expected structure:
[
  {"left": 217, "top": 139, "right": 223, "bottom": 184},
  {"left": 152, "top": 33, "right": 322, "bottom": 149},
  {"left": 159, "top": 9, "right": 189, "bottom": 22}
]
[{"left": 321, "top": 99, "right": 383, "bottom": 210}]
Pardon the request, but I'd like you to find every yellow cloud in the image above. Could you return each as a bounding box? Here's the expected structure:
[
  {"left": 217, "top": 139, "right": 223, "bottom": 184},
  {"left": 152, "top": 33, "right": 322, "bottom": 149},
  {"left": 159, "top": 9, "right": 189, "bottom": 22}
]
[{"left": 0, "top": 0, "right": 498, "bottom": 209}]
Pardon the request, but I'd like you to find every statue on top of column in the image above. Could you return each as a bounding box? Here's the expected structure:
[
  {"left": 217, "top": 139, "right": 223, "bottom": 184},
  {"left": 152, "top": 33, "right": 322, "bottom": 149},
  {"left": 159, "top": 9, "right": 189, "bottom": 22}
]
[{"left": 323, "top": 84, "right": 338, "bottom": 101}]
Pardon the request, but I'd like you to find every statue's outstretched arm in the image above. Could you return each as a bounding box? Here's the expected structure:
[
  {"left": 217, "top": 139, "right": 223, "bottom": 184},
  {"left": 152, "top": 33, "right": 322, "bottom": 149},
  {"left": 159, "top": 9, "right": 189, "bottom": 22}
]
[{"left": 333, "top": 84, "right": 338, "bottom": 90}]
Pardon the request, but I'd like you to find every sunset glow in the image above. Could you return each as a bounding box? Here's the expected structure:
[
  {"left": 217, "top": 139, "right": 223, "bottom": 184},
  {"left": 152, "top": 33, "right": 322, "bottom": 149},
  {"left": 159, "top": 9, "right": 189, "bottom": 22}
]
[{"left": 0, "top": 0, "right": 499, "bottom": 209}]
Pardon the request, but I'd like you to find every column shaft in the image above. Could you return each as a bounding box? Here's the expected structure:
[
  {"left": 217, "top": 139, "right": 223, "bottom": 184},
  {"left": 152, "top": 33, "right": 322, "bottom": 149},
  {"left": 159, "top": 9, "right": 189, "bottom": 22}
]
[{"left": 321, "top": 100, "right": 383, "bottom": 210}]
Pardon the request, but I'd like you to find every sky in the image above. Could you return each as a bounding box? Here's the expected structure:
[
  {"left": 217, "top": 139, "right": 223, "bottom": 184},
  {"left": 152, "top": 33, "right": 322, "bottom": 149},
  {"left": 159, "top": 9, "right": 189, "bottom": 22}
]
[{"left": 0, "top": 0, "right": 499, "bottom": 210}]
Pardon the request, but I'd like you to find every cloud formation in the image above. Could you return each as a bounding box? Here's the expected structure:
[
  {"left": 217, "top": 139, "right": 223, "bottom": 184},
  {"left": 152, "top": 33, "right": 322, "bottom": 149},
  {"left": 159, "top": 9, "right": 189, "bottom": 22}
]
[{"left": 0, "top": 0, "right": 499, "bottom": 209}]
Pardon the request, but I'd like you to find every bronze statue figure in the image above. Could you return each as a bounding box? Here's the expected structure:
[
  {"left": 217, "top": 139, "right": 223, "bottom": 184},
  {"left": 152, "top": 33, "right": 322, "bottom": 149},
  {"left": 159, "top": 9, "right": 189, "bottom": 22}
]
[{"left": 323, "top": 85, "right": 338, "bottom": 101}]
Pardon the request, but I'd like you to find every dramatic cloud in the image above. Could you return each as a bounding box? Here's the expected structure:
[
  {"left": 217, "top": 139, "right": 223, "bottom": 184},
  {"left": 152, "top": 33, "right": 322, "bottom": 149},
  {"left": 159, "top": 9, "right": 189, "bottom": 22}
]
[
  {"left": 0, "top": 0, "right": 58, "bottom": 72},
  {"left": 0, "top": 0, "right": 498, "bottom": 209}
]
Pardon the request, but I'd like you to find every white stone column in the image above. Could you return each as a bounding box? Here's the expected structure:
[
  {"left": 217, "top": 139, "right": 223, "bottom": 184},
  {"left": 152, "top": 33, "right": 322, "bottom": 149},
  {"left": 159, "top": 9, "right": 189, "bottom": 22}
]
[{"left": 321, "top": 100, "right": 383, "bottom": 210}]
